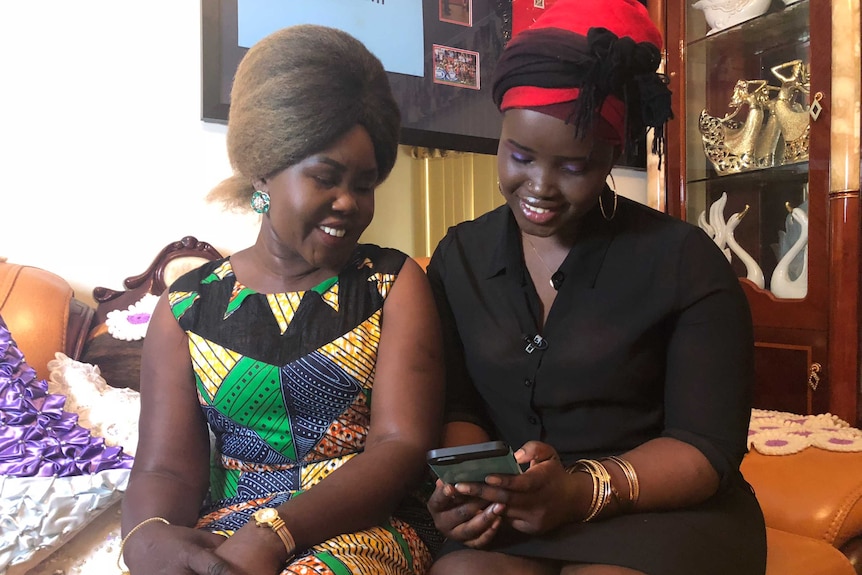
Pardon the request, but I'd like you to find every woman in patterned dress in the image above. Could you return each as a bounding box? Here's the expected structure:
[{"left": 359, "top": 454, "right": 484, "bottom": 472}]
[{"left": 120, "top": 25, "right": 444, "bottom": 575}]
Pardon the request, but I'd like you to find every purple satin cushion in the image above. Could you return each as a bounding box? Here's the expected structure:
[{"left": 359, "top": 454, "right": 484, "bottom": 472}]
[{"left": 0, "top": 315, "right": 133, "bottom": 477}]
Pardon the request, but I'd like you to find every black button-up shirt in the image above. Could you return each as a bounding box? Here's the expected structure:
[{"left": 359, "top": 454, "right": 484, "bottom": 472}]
[{"left": 426, "top": 198, "right": 754, "bottom": 482}]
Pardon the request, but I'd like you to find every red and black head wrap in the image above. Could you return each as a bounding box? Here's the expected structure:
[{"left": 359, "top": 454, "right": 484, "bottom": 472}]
[{"left": 492, "top": 0, "right": 673, "bottom": 163}]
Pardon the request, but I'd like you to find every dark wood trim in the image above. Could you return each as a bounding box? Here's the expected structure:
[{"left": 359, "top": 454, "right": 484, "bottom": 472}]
[
  {"left": 663, "top": 0, "right": 685, "bottom": 220},
  {"left": 827, "top": 189, "right": 861, "bottom": 424}
]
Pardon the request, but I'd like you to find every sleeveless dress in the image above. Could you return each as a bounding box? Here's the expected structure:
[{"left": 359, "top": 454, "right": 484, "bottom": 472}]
[{"left": 168, "top": 245, "right": 436, "bottom": 575}]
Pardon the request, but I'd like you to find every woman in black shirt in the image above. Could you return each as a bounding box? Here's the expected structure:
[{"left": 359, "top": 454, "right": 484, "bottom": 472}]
[{"left": 425, "top": 1, "right": 767, "bottom": 574}]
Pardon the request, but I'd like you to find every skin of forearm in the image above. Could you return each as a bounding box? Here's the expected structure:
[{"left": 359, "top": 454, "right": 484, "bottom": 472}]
[
  {"left": 439, "top": 424, "right": 719, "bottom": 520},
  {"left": 272, "top": 436, "right": 431, "bottom": 550},
  {"left": 619, "top": 436, "right": 720, "bottom": 511},
  {"left": 122, "top": 470, "right": 210, "bottom": 528}
]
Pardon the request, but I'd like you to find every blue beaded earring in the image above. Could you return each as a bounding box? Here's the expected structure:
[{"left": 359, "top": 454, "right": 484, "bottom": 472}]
[{"left": 251, "top": 190, "right": 270, "bottom": 214}]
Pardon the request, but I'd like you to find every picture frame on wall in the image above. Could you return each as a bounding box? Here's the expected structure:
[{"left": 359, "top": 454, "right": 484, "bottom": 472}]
[
  {"left": 440, "top": 0, "right": 473, "bottom": 27},
  {"left": 433, "top": 45, "right": 481, "bottom": 90}
]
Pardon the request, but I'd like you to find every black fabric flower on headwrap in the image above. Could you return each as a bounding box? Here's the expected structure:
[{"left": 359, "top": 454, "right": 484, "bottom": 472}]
[{"left": 581, "top": 27, "right": 673, "bottom": 158}]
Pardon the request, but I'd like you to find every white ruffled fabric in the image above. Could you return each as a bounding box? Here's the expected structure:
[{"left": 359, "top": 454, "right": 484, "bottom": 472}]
[
  {"left": 0, "top": 354, "right": 141, "bottom": 575},
  {"left": 47, "top": 353, "right": 141, "bottom": 456},
  {"left": 748, "top": 408, "right": 862, "bottom": 455}
]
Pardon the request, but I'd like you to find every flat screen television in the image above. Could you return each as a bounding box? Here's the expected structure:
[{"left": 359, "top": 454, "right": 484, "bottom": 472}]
[{"left": 201, "top": 0, "right": 511, "bottom": 155}]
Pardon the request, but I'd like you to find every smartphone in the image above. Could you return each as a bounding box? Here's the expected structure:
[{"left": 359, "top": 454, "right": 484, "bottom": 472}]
[{"left": 427, "top": 441, "right": 522, "bottom": 484}]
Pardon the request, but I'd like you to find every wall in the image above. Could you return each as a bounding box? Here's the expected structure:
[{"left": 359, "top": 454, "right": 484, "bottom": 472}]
[{"left": 0, "top": 2, "right": 644, "bottom": 307}]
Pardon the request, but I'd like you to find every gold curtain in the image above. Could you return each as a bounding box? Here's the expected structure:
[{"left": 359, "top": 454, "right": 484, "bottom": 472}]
[{"left": 410, "top": 148, "right": 503, "bottom": 257}]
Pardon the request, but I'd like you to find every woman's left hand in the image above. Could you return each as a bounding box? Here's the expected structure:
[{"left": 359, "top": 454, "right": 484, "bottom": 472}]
[
  {"left": 211, "top": 522, "right": 289, "bottom": 575},
  {"left": 452, "top": 440, "right": 581, "bottom": 535}
]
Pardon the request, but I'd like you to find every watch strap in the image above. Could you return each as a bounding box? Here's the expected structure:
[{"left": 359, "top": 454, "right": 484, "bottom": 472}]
[{"left": 257, "top": 511, "right": 296, "bottom": 560}]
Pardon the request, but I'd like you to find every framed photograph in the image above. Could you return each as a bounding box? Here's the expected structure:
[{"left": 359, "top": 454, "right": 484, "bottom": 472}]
[
  {"left": 440, "top": 0, "right": 473, "bottom": 27},
  {"left": 433, "top": 45, "right": 480, "bottom": 90},
  {"left": 201, "top": 0, "right": 510, "bottom": 154}
]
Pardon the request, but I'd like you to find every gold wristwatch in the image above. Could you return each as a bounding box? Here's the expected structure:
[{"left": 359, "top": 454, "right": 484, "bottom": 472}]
[{"left": 252, "top": 507, "right": 296, "bottom": 559}]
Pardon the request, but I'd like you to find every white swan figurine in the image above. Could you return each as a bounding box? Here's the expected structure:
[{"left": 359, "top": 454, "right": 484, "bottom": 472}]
[
  {"left": 698, "top": 192, "right": 731, "bottom": 262},
  {"left": 725, "top": 205, "right": 765, "bottom": 288},
  {"left": 770, "top": 204, "right": 808, "bottom": 299}
]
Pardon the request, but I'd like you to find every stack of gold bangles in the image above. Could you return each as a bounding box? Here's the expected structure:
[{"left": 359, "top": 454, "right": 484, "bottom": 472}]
[
  {"left": 567, "top": 456, "right": 640, "bottom": 522},
  {"left": 603, "top": 455, "right": 640, "bottom": 511}
]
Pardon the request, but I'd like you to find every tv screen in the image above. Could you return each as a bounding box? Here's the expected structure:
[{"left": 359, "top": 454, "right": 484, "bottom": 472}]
[{"left": 201, "top": 0, "right": 512, "bottom": 155}]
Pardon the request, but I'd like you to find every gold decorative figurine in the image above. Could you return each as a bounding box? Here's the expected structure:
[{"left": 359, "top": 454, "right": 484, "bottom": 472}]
[
  {"left": 771, "top": 59, "right": 811, "bottom": 164},
  {"left": 699, "top": 79, "right": 778, "bottom": 175},
  {"left": 699, "top": 59, "right": 813, "bottom": 175}
]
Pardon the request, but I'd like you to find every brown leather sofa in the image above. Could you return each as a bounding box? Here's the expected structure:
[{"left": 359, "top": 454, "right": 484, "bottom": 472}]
[
  {"left": 3, "top": 255, "right": 862, "bottom": 575},
  {"left": 0, "top": 261, "right": 93, "bottom": 381},
  {"left": 743, "top": 449, "right": 862, "bottom": 574}
]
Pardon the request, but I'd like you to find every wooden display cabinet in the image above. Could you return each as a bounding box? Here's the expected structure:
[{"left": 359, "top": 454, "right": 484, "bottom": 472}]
[{"left": 661, "top": 0, "right": 862, "bottom": 424}]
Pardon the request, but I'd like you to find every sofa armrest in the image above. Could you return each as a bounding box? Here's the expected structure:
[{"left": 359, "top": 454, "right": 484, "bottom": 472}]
[
  {"left": 741, "top": 448, "right": 862, "bottom": 548},
  {"left": 0, "top": 262, "right": 94, "bottom": 381}
]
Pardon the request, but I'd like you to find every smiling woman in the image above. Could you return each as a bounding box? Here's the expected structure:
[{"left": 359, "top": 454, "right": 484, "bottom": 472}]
[
  {"left": 119, "top": 24, "right": 444, "bottom": 575},
  {"left": 424, "top": 1, "right": 767, "bottom": 575}
]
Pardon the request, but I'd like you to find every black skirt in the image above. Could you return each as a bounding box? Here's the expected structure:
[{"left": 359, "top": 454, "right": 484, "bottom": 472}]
[{"left": 436, "top": 478, "right": 767, "bottom": 575}]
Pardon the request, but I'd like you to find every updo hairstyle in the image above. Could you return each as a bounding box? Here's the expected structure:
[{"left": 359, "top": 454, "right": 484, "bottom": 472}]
[{"left": 208, "top": 24, "right": 401, "bottom": 211}]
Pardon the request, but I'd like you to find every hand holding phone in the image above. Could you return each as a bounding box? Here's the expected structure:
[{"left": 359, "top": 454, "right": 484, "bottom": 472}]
[{"left": 427, "top": 441, "right": 522, "bottom": 484}]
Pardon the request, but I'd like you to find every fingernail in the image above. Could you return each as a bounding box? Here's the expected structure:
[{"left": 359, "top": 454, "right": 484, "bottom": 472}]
[
  {"left": 485, "top": 475, "right": 502, "bottom": 486},
  {"left": 515, "top": 449, "right": 525, "bottom": 458},
  {"left": 454, "top": 484, "right": 470, "bottom": 494},
  {"left": 492, "top": 503, "right": 504, "bottom": 514}
]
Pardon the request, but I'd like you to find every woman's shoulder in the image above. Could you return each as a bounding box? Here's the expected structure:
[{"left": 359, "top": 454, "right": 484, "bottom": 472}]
[
  {"left": 438, "top": 205, "right": 510, "bottom": 250},
  {"left": 615, "top": 197, "right": 739, "bottom": 284},
  {"left": 616, "top": 196, "right": 708, "bottom": 246},
  {"left": 353, "top": 244, "right": 410, "bottom": 275},
  {"left": 168, "top": 257, "right": 232, "bottom": 293}
]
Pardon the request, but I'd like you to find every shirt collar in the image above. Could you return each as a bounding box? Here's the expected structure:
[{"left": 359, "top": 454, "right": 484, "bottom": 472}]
[{"left": 483, "top": 193, "right": 619, "bottom": 288}]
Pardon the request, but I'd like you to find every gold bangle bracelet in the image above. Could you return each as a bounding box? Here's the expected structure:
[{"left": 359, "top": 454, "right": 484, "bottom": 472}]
[
  {"left": 571, "top": 459, "right": 613, "bottom": 522},
  {"left": 567, "top": 462, "right": 600, "bottom": 518},
  {"left": 117, "top": 516, "right": 170, "bottom": 575},
  {"left": 603, "top": 455, "right": 640, "bottom": 509}
]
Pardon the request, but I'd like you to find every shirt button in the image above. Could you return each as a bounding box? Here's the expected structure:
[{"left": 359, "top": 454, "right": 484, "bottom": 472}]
[
  {"left": 524, "top": 379, "right": 533, "bottom": 387},
  {"left": 528, "top": 416, "right": 538, "bottom": 424}
]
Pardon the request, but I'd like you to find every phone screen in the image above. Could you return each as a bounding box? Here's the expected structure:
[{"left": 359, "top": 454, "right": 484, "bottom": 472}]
[{"left": 427, "top": 441, "right": 522, "bottom": 484}]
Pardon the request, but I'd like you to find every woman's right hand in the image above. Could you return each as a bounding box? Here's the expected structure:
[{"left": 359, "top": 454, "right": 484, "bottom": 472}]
[
  {"left": 426, "top": 478, "right": 505, "bottom": 548},
  {"left": 124, "top": 524, "right": 246, "bottom": 575}
]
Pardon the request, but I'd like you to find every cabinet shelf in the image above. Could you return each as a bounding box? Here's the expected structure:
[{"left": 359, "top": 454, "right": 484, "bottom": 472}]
[
  {"left": 686, "top": 1, "right": 809, "bottom": 50},
  {"left": 664, "top": 0, "right": 858, "bottom": 422},
  {"left": 686, "top": 161, "right": 808, "bottom": 187}
]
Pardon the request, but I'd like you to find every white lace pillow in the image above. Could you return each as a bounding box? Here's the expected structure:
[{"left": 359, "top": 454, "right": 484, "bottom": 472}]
[{"left": 47, "top": 353, "right": 141, "bottom": 455}]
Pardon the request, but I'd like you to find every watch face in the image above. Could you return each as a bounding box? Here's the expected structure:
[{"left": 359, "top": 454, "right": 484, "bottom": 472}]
[{"left": 255, "top": 508, "right": 278, "bottom": 523}]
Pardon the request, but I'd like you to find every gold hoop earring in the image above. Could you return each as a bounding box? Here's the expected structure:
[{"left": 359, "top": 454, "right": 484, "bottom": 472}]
[{"left": 599, "top": 188, "right": 617, "bottom": 221}]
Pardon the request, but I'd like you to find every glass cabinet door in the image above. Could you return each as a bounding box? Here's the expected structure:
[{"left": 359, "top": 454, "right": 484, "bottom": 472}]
[{"left": 682, "top": 1, "right": 815, "bottom": 300}]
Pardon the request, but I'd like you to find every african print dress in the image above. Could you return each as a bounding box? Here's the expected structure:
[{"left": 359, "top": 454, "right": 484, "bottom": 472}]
[{"left": 168, "top": 245, "right": 436, "bottom": 575}]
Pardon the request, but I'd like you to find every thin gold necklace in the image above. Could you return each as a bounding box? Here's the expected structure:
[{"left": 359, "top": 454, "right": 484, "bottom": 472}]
[{"left": 523, "top": 234, "right": 559, "bottom": 290}]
